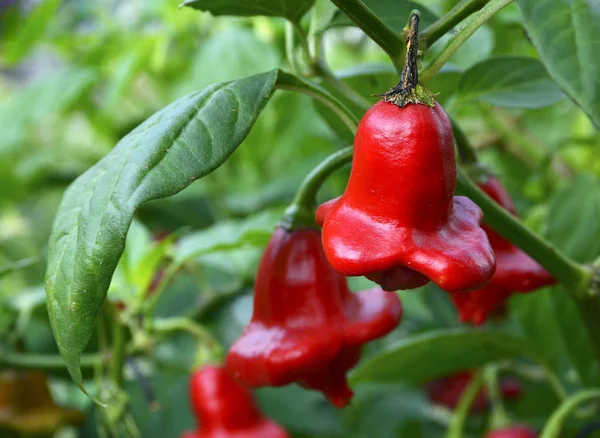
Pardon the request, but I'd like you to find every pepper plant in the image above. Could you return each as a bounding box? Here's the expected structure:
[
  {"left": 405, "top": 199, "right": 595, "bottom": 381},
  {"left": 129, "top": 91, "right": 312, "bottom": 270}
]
[{"left": 2, "top": 0, "right": 600, "bottom": 437}]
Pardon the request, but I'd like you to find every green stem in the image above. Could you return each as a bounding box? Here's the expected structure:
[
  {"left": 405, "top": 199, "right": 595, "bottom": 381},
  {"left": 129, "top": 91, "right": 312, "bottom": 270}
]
[
  {"left": 451, "top": 118, "right": 479, "bottom": 166},
  {"left": 541, "top": 389, "right": 600, "bottom": 438},
  {"left": 285, "top": 22, "right": 302, "bottom": 75},
  {"left": 456, "top": 169, "right": 589, "bottom": 288},
  {"left": 153, "top": 317, "right": 223, "bottom": 362},
  {"left": 422, "top": 0, "right": 491, "bottom": 47},
  {"left": 314, "top": 62, "right": 372, "bottom": 110},
  {"left": 445, "top": 371, "right": 484, "bottom": 438},
  {"left": 484, "top": 365, "right": 511, "bottom": 429},
  {"left": 481, "top": 105, "right": 547, "bottom": 165},
  {"left": 329, "top": 0, "right": 404, "bottom": 72},
  {"left": 282, "top": 146, "right": 353, "bottom": 228},
  {"left": 420, "top": 0, "right": 514, "bottom": 82},
  {"left": 110, "top": 318, "right": 126, "bottom": 388},
  {"left": 275, "top": 72, "right": 359, "bottom": 132},
  {"left": 456, "top": 170, "right": 600, "bottom": 362},
  {"left": 0, "top": 352, "right": 102, "bottom": 370},
  {"left": 291, "top": 21, "right": 314, "bottom": 68}
]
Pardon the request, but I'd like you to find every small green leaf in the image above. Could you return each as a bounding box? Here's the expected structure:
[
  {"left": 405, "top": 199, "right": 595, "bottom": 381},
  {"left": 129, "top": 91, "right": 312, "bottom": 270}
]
[
  {"left": 330, "top": 0, "right": 438, "bottom": 31},
  {"left": 181, "top": 0, "right": 316, "bottom": 22},
  {"left": 175, "top": 210, "right": 280, "bottom": 263},
  {"left": 45, "top": 71, "right": 278, "bottom": 398},
  {"left": 3, "top": 0, "right": 61, "bottom": 64},
  {"left": 350, "top": 329, "right": 536, "bottom": 384},
  {"left": 517, "top": 0, "right": 600, "bottom": 127},
  {"left": 540, "top": 389, "right": 600, "bottom": 438},
  {"left": 0, "top": 68, "right": 98, "bottom": 154},
  {"left": 458, "top": 56, "right": 564, "bottom": 108}
]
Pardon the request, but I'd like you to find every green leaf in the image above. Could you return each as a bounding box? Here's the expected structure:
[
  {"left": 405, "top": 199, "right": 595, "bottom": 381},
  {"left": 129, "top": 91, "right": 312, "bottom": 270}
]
[
  {"left": 545, "top": 174, "right": 600, "bottom": 263},
  {"left": 458, "top": 56, "right": 564, "bottom": 108},
  {"left": 517, "top": 0, "right": 600, "bottom": 127},
  {"left": 540, "top": 389, "right": 600, "bottom": 438},
  {"left": 181, "top": 0, "right": 316, "bottom": 22},
  {"left": 350, "top": 329, "right": 536, "bottom": 384},
  {"left": 511, "top": 290, "right": 572, "bottom": 381},
  {"left": 175, "top": 210, "right": 280, "bottom": 263},
  {"left": 174, "top": 27, "right": 280, "bottom": 98},
  {"left": 330, "top": 0, "right": 438, "bottom": 31},
  {"left": 45, "top": 71, "right": 278, "bottom": 398},
  {"left": 0, "top": 68, "right": 98, "bottom": 154},
  {"left": 3, "top": 0, "right": 61, "bottom": 64}
]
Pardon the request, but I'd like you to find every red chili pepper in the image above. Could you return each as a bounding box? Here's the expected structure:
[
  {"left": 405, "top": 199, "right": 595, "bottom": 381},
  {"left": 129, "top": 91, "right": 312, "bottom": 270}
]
[
  {"left": 182, "top": 365, "right": 288, "bottom": 438},
  {"left": 449, "top": 174, "right": 555, "bottom": 324},
  {"left": 425, "top": 372, "right": 489, "bottom": 412},
  {"left": 426, "top": 372, "right": 523, "bottom": 412},
  {"left": 316, "top": 100, "right": 495, "bottom": 293},
  {"left": 486, "top": 425, "right": 537, "bottom": 438},
  {"left": 226, "top": 227, "right": 402, "bottom": 407}
]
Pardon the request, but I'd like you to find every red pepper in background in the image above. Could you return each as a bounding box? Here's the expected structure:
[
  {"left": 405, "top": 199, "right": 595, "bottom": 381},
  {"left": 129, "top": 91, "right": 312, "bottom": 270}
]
[
  {"left": 425, "top": 372, "right": 523, "bottom": 412},
  {"left": 182, "top": 365, "right": 288, "bottom": 438},
  {"left": 486, "top": 425, "right": 537, "bottom": 438},
  {"left": 449, "top": 174, "right": 555, "bottom": 325},
  {"left": 316, "top": 100, "right": 495, "bottom": 293},
  {"left": 226, "top": 227, "right": 402, "bottom": 407}
]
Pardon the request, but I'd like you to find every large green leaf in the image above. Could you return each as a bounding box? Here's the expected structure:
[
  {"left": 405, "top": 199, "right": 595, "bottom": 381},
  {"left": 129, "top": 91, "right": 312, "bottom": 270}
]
[
  {"left": 350, "top": 329, "right": 535, "bottom": 384},
  {"left": 458, "top": 56, "right": 564, "bottom": 108},
  {"left": 517, "top": 0, "right": 600, "bottom": 127},
  {"left": 181, "top": 0, "right": 315, "bottom": 22},
  {"left": 330, "top": 0, "right": 438, "bottom": 31},
  {"left": 45, "top": 71, "right": 278, "bottom": 397}
]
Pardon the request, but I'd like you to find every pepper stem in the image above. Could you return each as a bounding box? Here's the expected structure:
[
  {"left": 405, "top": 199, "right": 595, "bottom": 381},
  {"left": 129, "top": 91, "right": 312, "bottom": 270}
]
[
  {"left": 281, "top": 146, "right": 353, "bottom": 230},
  {"left": 381, "top": 11, "right": 435, "bottom": 108}
]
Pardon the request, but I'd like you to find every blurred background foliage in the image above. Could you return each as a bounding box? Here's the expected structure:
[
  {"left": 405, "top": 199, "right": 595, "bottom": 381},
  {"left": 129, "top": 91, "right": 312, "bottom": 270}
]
[{"left": 1, "top": 0, "right": 600, "bottom": 437}]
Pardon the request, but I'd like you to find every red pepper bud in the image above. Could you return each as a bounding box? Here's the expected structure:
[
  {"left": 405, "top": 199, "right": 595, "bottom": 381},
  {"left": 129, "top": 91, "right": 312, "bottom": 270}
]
[
  {"left": 182, "top": 365, "right": 288, "bottom": 438},
  {"left": 425, "top": 372, "right": 489, "bottom": 412},
  {"left": 316, "top": 101, "right": 495, "bottom": 293},
  {"left": 226, "top": 227, "right": 402, "bottom": 407},
  {"left": 486, "top": 425, "right": 537, "bottom": 438},
  {"left": 449, "top": 175, "right": 555, "bottom": 324},
  {"left": 426, "top": 372, "right": 523, "bottom": 412}
]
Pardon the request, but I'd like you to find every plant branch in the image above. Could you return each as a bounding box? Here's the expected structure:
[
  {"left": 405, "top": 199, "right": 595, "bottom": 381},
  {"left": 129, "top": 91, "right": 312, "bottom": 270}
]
[
  {"left": 455, "top": 169, "right": 589, "bottom": 289},
  {"left": 541, "top": 389, "right": 600, "bottom": 438},
  {"left": 314, "top": 62, "right": 372, "bottom": 110},
  {"left": 422, "top": 0, "right": 491, "bottom": 47},
  {"left": 282, "top": 146, "right": 353, "bottom": 228},
  {"left": 329, "top": 0, "right": 404, "bottom": 72},
  {"left": 276, "top": 71, "right": 359, "bottom": 132},
  {"left": 0, "top": 351, "right": 103, "bottom": 370},
  {"left": 110, "top": 316, "right": 127, "bottom": 388},
  {"left": 420, "top": 0, "right": 514, "bottom": 82},
  {"left": 451, "top": 118, "right": 479, "bottom": 166},
  {"left": 445, "top": 371, "right": 484, "bottom": 438}
]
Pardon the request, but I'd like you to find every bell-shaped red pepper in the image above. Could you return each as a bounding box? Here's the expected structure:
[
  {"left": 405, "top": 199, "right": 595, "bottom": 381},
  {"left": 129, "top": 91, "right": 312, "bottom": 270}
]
[
  {"left": 486, "top": 425, "right": 537, "bottom": 438},
  {"left": 226, "top": 227, "right": 402, "bottom": 407},
  {"left": 182, "top": 365, "right": 288, "bottom": 438},
  {"left": 449, "top": 174, "right": 555, "bottom": 324},
  {"left": 316, "top": 100, "right": 495, "bottom": 293}
]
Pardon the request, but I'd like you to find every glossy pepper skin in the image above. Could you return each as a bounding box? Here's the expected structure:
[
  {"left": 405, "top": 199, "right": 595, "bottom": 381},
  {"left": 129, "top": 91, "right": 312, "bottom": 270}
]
[
  {"left": 226, "top": 227, "right": 402, "bottom": 407},
  {"left": 425, "top": 372, "right": 523, "bottom": 413},
  {"left": 449, "top": 175, "right": 555, "bottom": 325},
  {"left": 182, "top": 366, "right": 288, "bottom": 438},
  {"left": 486, "top": 425, "right": 537, "bottom": 438},
  {"left": 316, "top": 100, "right": 495, "bottom": 292}
]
